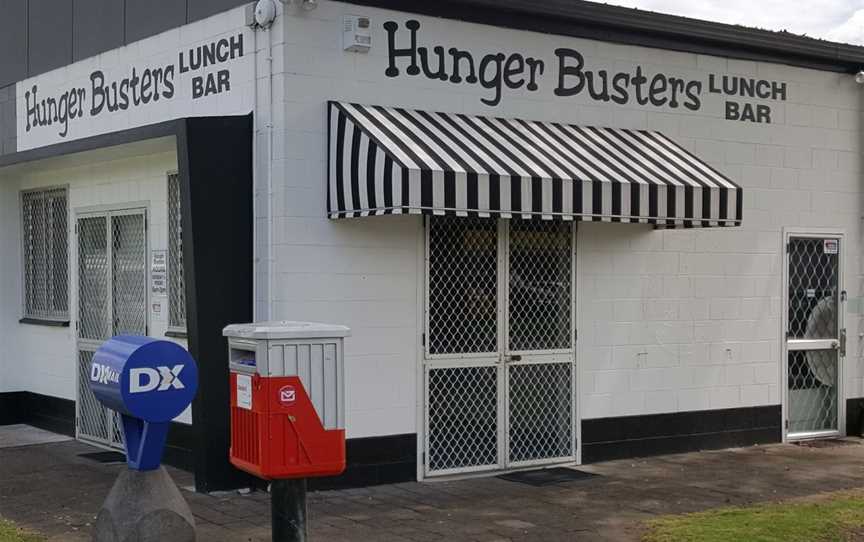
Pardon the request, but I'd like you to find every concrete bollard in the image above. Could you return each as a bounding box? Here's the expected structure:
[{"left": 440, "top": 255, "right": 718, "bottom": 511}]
[
  {"left": 93, "top": 466, "right": 195, "bottom": 542},
  {"left": 87, "top": 337, "right": 200, "bottom": 542}
]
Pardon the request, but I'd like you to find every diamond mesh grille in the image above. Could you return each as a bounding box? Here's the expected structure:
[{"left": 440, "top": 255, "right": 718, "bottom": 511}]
[
  {"left": 22, "top": 187, "right": 69, "bottom": 320},
  {"left": 77, "top": 349, "right": 123, "bottom": 447},
  {"left": 508, "top": 362, "right": 573, "bottom": 463},
  {"left": 111, "top": 410, "right": 124, "bottom": 447},
  {"left": 425, "top": 218, "right": 576, "bottom": 475},
  {"left": 77, "top": 349, "right": 108, "bottom": 442},
  {"left": 427, "top": 365, "right": 498, "bottom": 472},
  {"left": 788, "top": 349, "right": 838, "bottom": 433},
  {"left": 111, "top": 214, "right": 147, "bottom": 336},
  {"left": 167, "top": 173, "right": 187, "bottom": 330},
  {"left": 78, "top": 216, "right": 110, "bottom": 341},
  {"left": 508, "top": 220, "right": 572, "bottom": 352},
  {"left": 788, "top": 238, "right": 838, "bottom": 340},
  {"left": 77, "top": 211, "right": 145, "bottom": 451},
  {"left": 428, "top": 217, "right": 498, "bottom": 355}
]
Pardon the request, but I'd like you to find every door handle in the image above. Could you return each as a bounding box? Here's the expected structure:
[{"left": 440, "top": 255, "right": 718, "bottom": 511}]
[
  {"left": 839, "top": 329, "right": 847, "bottom": 357},
  {"left": 504, "top": 354, "right": 522, "bottom": 362}
]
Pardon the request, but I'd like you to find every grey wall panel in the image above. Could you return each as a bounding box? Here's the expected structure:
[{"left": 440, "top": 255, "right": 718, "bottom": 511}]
[
  {"left": 73, "top": 0, "right": 125, "bottom": 62},
  {"left": 0, "top": 0, "right": 28, "bottom": 88},
  {"left": 0, "top": 85, "right": 16, "bottom": 156},
  {"left": 124, "top": 0, "right": 187, "bottom": 44},
  {"left": 28, "top": 0, "right": 74, "bottom": 76},
  {"left": 187, "top": 0, "right": 247, "bottom": 23}
]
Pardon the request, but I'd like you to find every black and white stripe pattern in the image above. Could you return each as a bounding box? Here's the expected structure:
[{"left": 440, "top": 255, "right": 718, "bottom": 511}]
[{"left": 328, "top": 101, "right": 742, "bottom": 227}]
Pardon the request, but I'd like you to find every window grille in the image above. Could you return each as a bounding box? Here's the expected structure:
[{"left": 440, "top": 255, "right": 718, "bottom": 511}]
[
  {"left": 21, "top": 187, "right": 69, "bottom": 321},
  {"left": 167, "top": 173, "right": 187, "bottom": 331}
]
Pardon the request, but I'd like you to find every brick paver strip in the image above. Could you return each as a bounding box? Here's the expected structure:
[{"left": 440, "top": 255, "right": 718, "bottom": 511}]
[{"left": 0, "top": 439, "right": 863, "bottom": 541}]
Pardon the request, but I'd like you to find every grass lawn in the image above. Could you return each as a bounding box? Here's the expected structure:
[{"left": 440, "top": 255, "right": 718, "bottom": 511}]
[
  {"left": 643, "top": 490, "right": 864, "bottom": 542},
  {"left": 0, "top": 519, "right": 43, "bottom": 542}
]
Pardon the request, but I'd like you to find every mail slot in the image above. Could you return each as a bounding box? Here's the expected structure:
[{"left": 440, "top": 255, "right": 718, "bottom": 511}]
[{"left": 223, "top": 321, "right": 350, "bottom": 480}]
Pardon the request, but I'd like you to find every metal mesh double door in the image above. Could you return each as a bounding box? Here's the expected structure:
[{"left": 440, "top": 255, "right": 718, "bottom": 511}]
[
  {"left": 785, "top": 234, "right": 843, "bottom": 439},
  {"left": 76, "top": 209, "right": 147, "bottom": 449},
  {"left": 425, "top": 217, "right": 575, "bottom": 476}
]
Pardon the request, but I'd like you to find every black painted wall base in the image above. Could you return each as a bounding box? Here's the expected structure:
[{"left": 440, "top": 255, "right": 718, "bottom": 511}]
[
  {"left": 0, "top": 391, "right": 193, "bottom": 470},
  {"left": 847, "top": 398, "right": 864, "bottom": 437},
  {"left": 1, "top": 391, "right": 76, "bottom": 437},
  {"left": 6, "top": 393, "right": 861, "bottom": 490},
  {"left": 582, "top": 405, "right": 782, "bottom": 462},
  {"left": 0, "top": 391, "right": 416, "bottom": 490},
  {"left": 310, "top": 434, "right": 417, "bottom": 491},
  {"left": 0, "top": 392, "right": 29, "bottom": 427}
]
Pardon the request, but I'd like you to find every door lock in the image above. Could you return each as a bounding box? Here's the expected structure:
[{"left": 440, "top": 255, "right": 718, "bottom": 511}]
[{"left": 504, "top": 354, "right": 522, "bottom": 362}]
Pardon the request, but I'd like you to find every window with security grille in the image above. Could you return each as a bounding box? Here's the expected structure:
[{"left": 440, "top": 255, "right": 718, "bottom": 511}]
[
  {"left": 167, "top": 173, "right": 187, "bottom": 331},
  {"left": 21, "top": 187, "right": 69, "bottom": 321},
  {"left": 788, "top": 237, "right": 838, "bottom": 339}
]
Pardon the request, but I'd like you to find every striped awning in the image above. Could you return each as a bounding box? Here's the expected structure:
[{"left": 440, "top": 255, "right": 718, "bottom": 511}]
[{"left": 327, "top": 101, "right": 742, "bottom": 227}]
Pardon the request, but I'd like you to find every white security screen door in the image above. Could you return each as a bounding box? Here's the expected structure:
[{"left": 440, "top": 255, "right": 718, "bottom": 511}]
[
  {"left": 785, "top": 234, "right": 844, "bottom": 439},
  {"left": 424, "top": 217, "right": 575, "bottom": 477},
  {"left": 76, "top": 209, "right": 147, "bottom": 449}
]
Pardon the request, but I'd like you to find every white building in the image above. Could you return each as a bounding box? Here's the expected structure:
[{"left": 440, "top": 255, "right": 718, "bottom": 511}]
[{"left": 0, "top": 0, "right": 862, "bottom": 491}]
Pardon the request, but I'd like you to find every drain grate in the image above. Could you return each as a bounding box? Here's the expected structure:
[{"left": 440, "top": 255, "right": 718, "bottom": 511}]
[
  {"left": 79, "top": 451, "right": 126, "bottom": 463},
  {"left": 498, "top": 467, "right": 598, "bottom": 487}
]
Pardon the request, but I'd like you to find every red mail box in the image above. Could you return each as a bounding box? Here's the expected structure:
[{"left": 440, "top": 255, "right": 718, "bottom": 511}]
[
  {"left": 223, "top": 321, "right": 350, "bottom": 481},
  {"left": 229, "top": 373, "right": 345, "bottom": 479}
]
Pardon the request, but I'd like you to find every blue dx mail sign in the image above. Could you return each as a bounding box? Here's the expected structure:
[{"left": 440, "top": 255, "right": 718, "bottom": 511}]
[{"left": 89, "top": 336, "right": 198, "bottom": 470}]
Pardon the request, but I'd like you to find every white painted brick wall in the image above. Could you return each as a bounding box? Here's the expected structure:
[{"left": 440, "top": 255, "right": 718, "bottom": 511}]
[
  {"left": 0, "top": 179, "right": 14, "bottom": 393},
  {"left": 273, "top": 0, "right": 864, "bottom": 436},
  {"left": 0, "top": 142, "right": 190, "bottom": 422},
  {"left": 4, "top": 0, "right": 863, "bottom": 442}
]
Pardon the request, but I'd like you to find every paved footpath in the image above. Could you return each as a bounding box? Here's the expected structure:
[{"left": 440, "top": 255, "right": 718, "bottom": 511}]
[{"left": 1, "top": 437, "right": 864, "bottom": 541}]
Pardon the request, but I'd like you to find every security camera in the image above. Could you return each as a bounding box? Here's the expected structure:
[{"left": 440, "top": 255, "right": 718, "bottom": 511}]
[{"left": 855, "top": 70, "right": 864, "bottom": 84}]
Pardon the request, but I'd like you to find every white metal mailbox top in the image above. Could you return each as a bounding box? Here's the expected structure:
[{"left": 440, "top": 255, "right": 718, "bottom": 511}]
[{"left": 222, "top": 321, "right": 351, "bottom": 340}]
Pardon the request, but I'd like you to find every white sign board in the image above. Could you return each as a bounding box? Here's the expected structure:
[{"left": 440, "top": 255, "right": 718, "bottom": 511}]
[
  {"left": 151, "top": 250, "right": 168, "bottom": 297},
  {"left": 236, "top": 374, "right": 253, "bottom": 410},
  {"left": 16, "top": 6, "right": 254, "bottom": 151}
]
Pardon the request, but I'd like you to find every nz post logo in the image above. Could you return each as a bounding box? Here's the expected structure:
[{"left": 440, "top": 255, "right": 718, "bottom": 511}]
[
  {"left": 279, "top": 385, "right": 296, "bottom": 405},
  {"left": 129, "top": 365, "right": 186, "bottom": 394}
]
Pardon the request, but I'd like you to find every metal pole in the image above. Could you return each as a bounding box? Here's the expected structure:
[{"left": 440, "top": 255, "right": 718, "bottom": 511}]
[{"left": 271, "top": 478, "right": 307, "bottom": 542}]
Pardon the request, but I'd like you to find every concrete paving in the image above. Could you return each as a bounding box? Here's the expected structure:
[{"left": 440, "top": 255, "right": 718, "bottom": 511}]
[
  {"left": 0, "top": 424, "right": 71, "bottom": 449},
  {"left": 1, "top": 433, "right": 863, "bottom": 541}
]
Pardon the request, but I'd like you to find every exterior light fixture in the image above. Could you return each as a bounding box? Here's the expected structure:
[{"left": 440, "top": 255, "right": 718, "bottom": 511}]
[
  {"left": 254, "top": 0, "right": 277, "bottom": 27},
  {"left": 856, "top": 70, "right": 864, "bottom": 84}
]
